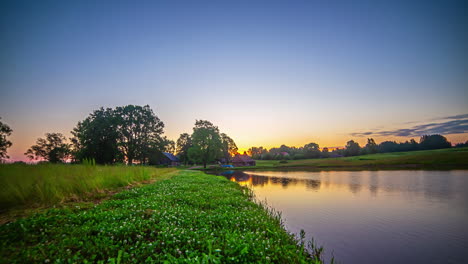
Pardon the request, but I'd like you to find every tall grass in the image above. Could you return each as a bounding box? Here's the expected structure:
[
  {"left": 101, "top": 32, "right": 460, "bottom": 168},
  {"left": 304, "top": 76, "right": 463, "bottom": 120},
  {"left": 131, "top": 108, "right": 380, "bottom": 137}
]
[{"left": 0, "top": 163, "right": 175, "bottom": 210}]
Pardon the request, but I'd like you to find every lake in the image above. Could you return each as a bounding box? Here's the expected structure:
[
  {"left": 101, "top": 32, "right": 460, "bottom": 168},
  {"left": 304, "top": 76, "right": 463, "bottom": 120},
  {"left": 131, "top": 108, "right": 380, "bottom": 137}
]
[{"left": 215, "top": 170, "right": 468, "bottom": 264}]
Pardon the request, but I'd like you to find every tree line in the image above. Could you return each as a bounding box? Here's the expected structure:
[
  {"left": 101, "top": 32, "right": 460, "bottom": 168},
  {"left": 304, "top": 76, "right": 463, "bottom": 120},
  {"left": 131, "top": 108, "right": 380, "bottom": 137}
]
[
  {"left": 1, "top": 111, "right": 467, "bottom": 164},
  {"left": 0, "top": 106, "right": 237, "bottom": 167},
  {"left": 248, "top": 135, "right": 463, "bottom": 160}
]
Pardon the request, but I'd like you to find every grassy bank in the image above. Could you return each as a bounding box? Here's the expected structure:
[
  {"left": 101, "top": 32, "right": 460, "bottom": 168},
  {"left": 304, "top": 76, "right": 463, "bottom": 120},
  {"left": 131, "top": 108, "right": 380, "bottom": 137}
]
[
  {"left": 0, "top": 163, "right": 176, "bottom": 211},
  {"left": 0, "top": 170, "right": 324, "bottom": 263},
  {"left": 235, "top": 147, "right": 468, "bottom": 170}
]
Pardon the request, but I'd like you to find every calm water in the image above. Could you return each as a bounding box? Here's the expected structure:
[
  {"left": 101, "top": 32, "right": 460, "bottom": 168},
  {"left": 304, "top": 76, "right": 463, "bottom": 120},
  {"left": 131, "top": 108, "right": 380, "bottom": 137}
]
[{"left": 216, "top": 170, "right": 468, "bottom": 264}]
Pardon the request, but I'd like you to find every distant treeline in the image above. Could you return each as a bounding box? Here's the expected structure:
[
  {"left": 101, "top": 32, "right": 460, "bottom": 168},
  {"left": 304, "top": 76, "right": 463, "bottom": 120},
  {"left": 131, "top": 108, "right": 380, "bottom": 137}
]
[
  {"left": 248, "top": 135, "right": 468, "bottom": 160},
  {"left": 1, "top": 110, "right": 467, "bottom": 165}
]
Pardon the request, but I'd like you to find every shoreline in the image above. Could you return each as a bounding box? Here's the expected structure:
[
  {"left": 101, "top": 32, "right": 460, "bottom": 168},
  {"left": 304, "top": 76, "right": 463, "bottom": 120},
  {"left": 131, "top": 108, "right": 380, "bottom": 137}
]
[{"left": 0, "top": 170, "right": 325, "bottom": 263}]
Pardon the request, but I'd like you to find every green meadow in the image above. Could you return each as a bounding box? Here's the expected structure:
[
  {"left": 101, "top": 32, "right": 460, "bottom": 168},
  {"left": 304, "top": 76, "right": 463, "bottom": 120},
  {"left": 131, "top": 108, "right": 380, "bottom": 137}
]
[
  {"left": 0, "top": 163, "right": 176, "bottom": 211},
  {"left": 249, "top": 147, "right": 468, "bottom": 170},
  {"left": 0, "top": 170, "right": 324, "bottom": 263}
]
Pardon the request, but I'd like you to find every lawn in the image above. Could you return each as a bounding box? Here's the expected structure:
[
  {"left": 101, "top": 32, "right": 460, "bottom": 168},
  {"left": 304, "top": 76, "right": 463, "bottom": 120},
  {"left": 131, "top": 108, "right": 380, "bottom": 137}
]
[
  {"left": 0, "top": 170, "right": 324, "bottom": 263},
  {"left": 251, "top": 147, "right": 468, "bottom": 170}
]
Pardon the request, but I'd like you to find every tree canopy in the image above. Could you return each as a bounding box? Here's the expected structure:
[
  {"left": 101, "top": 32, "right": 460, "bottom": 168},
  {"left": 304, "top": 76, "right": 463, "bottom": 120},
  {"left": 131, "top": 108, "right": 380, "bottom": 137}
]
[
  {"left": 71, "top": 105, "right": 167, "bottom": 165},
  {"left": 0, "top": 117, "right": 13, "bottom": 161},
  {"left": 188, "top": 120, "right": 223, "bottom": 168},
  {"left": 176, "top": 133, "right": 192, "bottom": 165},
  {"left": 25, "top": 133, "right": 70, "bottom": 163},
  {"left": 71, "top": 107, "right": 120, "bottom": 164}
]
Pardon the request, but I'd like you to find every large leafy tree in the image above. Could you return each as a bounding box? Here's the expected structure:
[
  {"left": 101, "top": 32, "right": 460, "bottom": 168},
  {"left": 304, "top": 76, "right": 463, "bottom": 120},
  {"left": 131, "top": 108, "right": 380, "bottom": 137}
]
[
  {"left": 221, "top": 133, "right": 238, "bottom": 163},
  {"left": 303, "top": 142, "right": 321, "bottom": 159},
  {"left": 344, "top": 140, "right": 361, "bottom": 157},
  {"left": 419, "top": 134, "right": 451, "bottom": 150},
  {"left": 114, "top": 105, "right": 165, "bottom": 165},
  {"left": 176, "top": 133, "right": 192, "bottom": 165},
  {"left": 25, "top": 133, "right": 70, "bottom": 163},
  {"left": 0, "top": 117, "right": 13, "bottom": 161},
  {"left": 188, "top": 120, "right": 222, "bottom": 168},
  {"left": 71, "top": 108, "right": 120, "bottom": 164},
  {"left": 364, "top": 138, "right": 378, "bottom": 154}
]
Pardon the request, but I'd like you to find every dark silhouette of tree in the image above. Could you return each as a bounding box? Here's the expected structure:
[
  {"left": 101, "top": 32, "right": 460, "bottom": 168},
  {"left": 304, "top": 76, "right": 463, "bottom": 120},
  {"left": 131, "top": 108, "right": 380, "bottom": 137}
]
[
  {"left": 248, "top": 146, "right": 268, "bottom": 159},
  {"left": 378, "top": 141, "right": 399, "bottom": 153},
  {"left": 164, "top": 138, "right": 175, "bottom": 154},
  {"left": 455, "top": 140, "right": 468, "bottom": 148},
  {"left": 364, "top": 138, "right": 378, "bottom": 154},
  {"left": 221, "top": 133, "right": 238, "bottom": 163},
  {"left": 25, "top": 133, "right": 70, "bottom": 163},
  {"left": 321, "top": 147, "right": 329, "bottom": 158},
  {"left": 344, "top": 140, "right": 361, "bottom": 156},
  {"left": 176, "top": 133, "right": 192, "bottom": 165},
  {"left": 0, "top": 117, "right": 13, "bottom": 161},
  {"left": 71, "top": 108, "right": 120, "bottom": 164},
  {"left": 419, "top": 134, "right": 451, "bottom": 150},
  {"left": 188, "top": 120, "right": 222, "bottom": 168},
  {"left": 303, "top": 142, "right": 321, "bottom": 159},
  {"left": 114, "top": 105, "right": 165, "bottom": 165}
]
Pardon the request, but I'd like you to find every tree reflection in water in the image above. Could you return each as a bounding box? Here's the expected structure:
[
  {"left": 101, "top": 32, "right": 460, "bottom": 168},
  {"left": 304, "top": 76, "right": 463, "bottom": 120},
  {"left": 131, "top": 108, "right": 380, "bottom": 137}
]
[{"left": 219, "top": 170, "right": 321, "bottom": 190}]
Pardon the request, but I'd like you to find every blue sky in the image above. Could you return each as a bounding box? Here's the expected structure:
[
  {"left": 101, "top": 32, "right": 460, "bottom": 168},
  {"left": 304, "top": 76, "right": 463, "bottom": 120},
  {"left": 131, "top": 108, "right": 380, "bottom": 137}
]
[{"left": 1, "top": 0, "right": 467, "bottom": 160}]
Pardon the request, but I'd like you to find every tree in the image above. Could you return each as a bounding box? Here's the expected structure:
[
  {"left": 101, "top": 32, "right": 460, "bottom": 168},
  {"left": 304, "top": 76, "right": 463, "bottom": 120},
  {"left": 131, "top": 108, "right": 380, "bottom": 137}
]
[
  {"left": 344, "top": 140, "right": 361, "bottom": 156},
  {"left": 303, "top": 142, "right": 321, "bottom": 159},
  {"left": 221, "top": 133, "right": 238, "bottom": 163},
  {"left": 164, "top": 138, "right": 175, "bottom": 154},
  {"left": 176, "top": 133, "right": 192, "bottom": 165},
  {"left": 114, "top": 105, "right": 165, "bottom": 164},
  {"left": 248, "top": 146, "right": 268, "bottom": 160},
  {"left": 321, "top": 147, "right": 329, "bottom": 158},
  {"left": 419, "top": 134, "right": 451, "bottom": 150},
  {"left": 364, "top": 138, "right": 378, "bottom": 154},
  {"left": 71, "top": 107, "right": 120, "bottom": 164},
  {"left": 25, "top": 133, "right": 70, "bottom": 163},
  {"left": 0, "top": 117, "right": 13, "bottom": 161},
  {"left": 188, "top": 120, "right": 222, "bottom": 168},
  {"left": 378, "top": 141, "right": 399, "bottom": 153},
  {"left": 455, "top": 140, "right": 468, "bottom": 148}
]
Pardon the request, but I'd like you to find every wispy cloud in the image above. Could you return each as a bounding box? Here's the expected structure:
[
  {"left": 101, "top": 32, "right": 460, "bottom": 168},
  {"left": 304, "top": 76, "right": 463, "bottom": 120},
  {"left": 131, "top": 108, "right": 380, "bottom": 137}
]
[{"left": 350, "top": 114, "right": 468, "bottom": 138}]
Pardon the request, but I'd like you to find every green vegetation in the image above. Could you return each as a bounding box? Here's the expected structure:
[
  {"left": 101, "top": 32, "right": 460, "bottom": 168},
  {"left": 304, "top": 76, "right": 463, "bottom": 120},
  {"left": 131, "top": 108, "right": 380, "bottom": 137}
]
[
  {"left": 0, "top": 170, "right": 324, "bottom": 263},
  {"left": 248, "top": 147, "right": 468, "bottom": 170},
  {"left": 0, "top": 163, "right": 175, "bottom": 211}
]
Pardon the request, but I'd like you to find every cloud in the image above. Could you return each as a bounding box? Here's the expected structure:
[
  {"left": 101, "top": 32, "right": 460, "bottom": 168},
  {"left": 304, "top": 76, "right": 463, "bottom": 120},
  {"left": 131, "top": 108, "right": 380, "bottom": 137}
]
[{"left": 350, "top": 114, "right": 468, "bottom": 138}]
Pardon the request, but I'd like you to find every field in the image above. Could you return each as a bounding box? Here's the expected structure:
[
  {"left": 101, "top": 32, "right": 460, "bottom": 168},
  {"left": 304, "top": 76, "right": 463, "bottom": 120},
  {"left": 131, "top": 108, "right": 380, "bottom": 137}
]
[
  {"left": 0, "top": 163, "right": 176, "bottom": 212},
  {"left": 250, "top": 147, "right": 468, "bottom": 170},
  {"left": 0, "top": 170, "right": 324, "bottom": 263}
]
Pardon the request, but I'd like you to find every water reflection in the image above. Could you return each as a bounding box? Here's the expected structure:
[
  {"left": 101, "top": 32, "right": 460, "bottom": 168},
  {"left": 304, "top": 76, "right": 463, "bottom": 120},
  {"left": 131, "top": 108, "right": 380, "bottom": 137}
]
[
  {"left": 211, "top": 170, "right": 468, "bottom": 264},
  {"left": 220, "top": 170, "right": 321, "bottom": 190},
  {"left": 216, "top": 170, "right": 465, "bottom": 201}
]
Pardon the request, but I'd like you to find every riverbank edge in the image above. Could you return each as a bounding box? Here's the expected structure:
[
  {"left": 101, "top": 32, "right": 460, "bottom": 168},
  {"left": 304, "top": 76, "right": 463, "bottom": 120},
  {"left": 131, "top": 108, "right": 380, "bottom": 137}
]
[
  {"left": 200, "top": 163, "right": 468, "bottom": 172},
  {"left": 0, "top": 170, "right": 325, "bottom": 263}
]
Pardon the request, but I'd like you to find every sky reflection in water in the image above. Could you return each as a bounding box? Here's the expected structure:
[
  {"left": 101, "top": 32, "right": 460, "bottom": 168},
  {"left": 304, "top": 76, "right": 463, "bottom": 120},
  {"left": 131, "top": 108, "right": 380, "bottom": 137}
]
[{"left": 217, "top": 170, "right": 468, "bottom": 264}]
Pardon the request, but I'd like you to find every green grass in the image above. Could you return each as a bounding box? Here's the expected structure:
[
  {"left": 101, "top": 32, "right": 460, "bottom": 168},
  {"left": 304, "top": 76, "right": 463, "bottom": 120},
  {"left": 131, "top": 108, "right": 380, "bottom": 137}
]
[
  {"left": 0, "top": 163, "right": 176, "bottom": 211},
  {"left": 249, "top": 147, "right": 468, "bottom": 170},
  {"left": 0, "top": 170, "right": 325, "bottom": 263}
]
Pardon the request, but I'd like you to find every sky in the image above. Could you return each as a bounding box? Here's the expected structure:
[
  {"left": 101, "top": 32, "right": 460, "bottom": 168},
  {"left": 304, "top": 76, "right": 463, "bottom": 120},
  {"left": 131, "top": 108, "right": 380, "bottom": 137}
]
[{"left": 1, "top": 0, "right": 467, "bottom": 161}]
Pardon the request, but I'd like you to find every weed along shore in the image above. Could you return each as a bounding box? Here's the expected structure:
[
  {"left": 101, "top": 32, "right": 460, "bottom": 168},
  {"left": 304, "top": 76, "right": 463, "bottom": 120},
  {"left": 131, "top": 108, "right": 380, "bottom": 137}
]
[{"left": 0, "top": 170, "right": 325, "bottom": 263}]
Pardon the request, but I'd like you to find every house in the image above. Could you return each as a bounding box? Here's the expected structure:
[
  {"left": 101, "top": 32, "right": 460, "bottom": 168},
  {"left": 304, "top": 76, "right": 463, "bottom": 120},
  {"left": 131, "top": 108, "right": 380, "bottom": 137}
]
[
  {"left": 232, "top": 154, "right": 256, "bottom": 167},
  {"left": 159, "top": 152, "right": 181, "bottom": 166}
]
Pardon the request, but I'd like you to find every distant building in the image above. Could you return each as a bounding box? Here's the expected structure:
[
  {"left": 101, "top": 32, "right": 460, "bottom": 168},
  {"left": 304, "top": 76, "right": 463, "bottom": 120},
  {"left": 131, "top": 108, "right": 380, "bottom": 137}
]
[
  {"left": 159, "top": 152, "right": 180, "bottom": 166},
  {"left": 232, "top": 154, "right": 256, "bottom": 167}
]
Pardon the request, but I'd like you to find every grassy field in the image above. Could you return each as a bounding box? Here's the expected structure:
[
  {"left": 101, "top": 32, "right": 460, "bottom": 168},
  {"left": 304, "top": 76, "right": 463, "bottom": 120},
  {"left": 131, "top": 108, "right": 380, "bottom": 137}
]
[
  {"left": 243, "top": 147, "right": 468, "bottom": 170},
  {"left": 0, "top": 163, "right": 176, "bottom": 212},
  {"left": 0, "top": 170, "right": 325, "bottom": 263}
]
